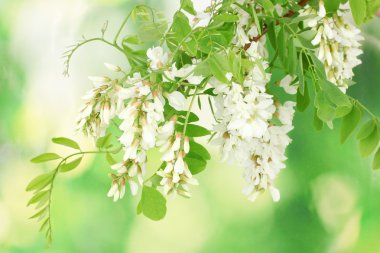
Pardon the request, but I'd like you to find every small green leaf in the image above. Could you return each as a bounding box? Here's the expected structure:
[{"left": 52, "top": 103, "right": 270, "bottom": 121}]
[
  {"left": 181, "top": 0, "right": 197, "bottom": 15},
  {"left": 340, "top": 105, "right": 362, "bottom": 143},
  {"left": 189, "top": 141, "right": 211, "bottom": 160},
  {"left": 39, "top": 218, "right": 49, "bottom": 232},
  {"left": 315, "top": 92, "right": 336, "bottom": 123},
  {"left": 29, "top": 206, "right": 48, "bottom": 220},
  {"left": 325, "top": 0, "right": 342, "bottom": 13},
  {"left": 177, "top": 111, "right": 199, "bottom": 123},
  {"left": 349, "top": 0, "right": 367, "bottom": 25},
  {"left": 184, "top": 153, "right": 207, "bottom": 175},
  {"left": 31, "top": 153, "right": 61, "bottom": 163},
  {"left": 373, "top": 148, "right": 380, "bottom": 170},
  {"left": 52, "top": 137, "right": 80, "bottom": 150},
  {"left": 59, "top": 157, "right": 82, "bottom": 173},
  {"left": 96, "top": 133, "right": 112, "bottom": 149},
  {"left": 26, "top": 172, "right": 54, "bottom": 192},
  {"left": 214, "top": 14, "right": 239, "bottom": 23},
  {"left": 314, "top": 108, "right": 323, "bottom": 131},
  {"left": 27, "top": 190, "right": 49, "bottom": 206},
  {"left": 359, "top": 127, "right": 379, "bottom": 157},
  {"left": 138, "top": 186, "right": 167, "bottom": 221},
  {"left": 176, "top": 124, "right": 211, "bottom": 137},
  {"left": 256, "top": 0, "right": 274, "bottom": 14},
  {"left": 106, "top": 153, "right": 117, "bottom": 165},
  {"left": 123, "top": 35, "right": 144, "bottom": 45},
  {"left": 296, "top": 83, "right": 309, "bottom": 112},
  {"left": 357, "top": 119, "right": 376, "bottom": 140}
]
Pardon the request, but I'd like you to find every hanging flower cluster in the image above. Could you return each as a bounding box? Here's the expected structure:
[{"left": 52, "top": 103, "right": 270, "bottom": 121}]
[
  {"left": 27, "top": 0, "right": 380, "bottom": 244},
  {"left": 300, "top": 1, "right": 363, "bottom": 92}
]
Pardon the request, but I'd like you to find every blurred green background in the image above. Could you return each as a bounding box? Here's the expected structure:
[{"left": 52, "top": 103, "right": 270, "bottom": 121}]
[{"left": 1, "top": 0, "right": 380, "bottom": 252}]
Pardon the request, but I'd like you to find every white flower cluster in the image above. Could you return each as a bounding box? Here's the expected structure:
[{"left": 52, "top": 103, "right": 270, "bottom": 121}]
[
  {"left": 212, "top": 11, "right": 296, "bottom": 202},
  {"left": 107, "top": 72, "right": 166, "bottom": 201},
  {"left": 77, "top": 64, "right": 126, "bottom": 139},
  {"left": 156, "top": 118, "right": 199, "bottom": 198},
  {"left": 301, "top": 1, "right": 363, "bottom": 92},
  {"left": 77, "top": 46, "right": 202, "bottom": 201}
]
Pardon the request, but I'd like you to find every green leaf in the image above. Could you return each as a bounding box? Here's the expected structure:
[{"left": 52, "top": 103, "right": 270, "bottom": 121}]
[
  {"left": 373, "top": 147, "right": 380, "bottom": 169},
  {"left": 357, "top": 119, "right": 376, "bottom": 140},
  {"left": 315, "top": 92, "right": 336, "bottom": 123},
  {"left": 256, "top": 0, "right": 274, "bottom": 14},
  {"left": 29, "top": 206, "right": 48, "bottom": 220},
  {"left": 184, "top": 153, "right": 207, "bottom": 175},
  {"left": 359, "top": 126, "right": 379, "bottom": 157},
  {"left": 52, "top": 137, "right": 80, "bottom": 150},
  {"left": 176, "top": 124, "right": 211, "bottom": 137},
  {"left": 296, "top": 83, "right": 309, "bottom": 112},
  {"left": 350, "top": 0, "right": 367, "bottom": 25},
  {"left": 189, "top": 141, "right": 211, "bottom": 160},
  {"left": 96, "top": 133, "right": 112, "bottom": 149},
  {"left": 181, "top": 0, "right": 197, "bottom": 15},
  {"left": 319, "top": 80, "right": 352, "bottom": 109},
  {"left": 106, "top": 153, "right": 117, "bottom": 165},
  {"left": 123, "top": 35, "right": 144, "bottom": 45},
  {"left": 340, "top": 105, "right": 362, "bottom": 143},
  {"left": 172, "top": 11, "right": 192, "bottom": 42},
  {"left": 325, "top": 0, "right": 342, "bottom": 13},
  {"left": 214, "top": 14, "right": 239, "bottom": 23},
  {"left": 59, "top": 157, "right": 82, "bottom": 173},
  {"left": 177, "top": 111, "right": 199, "bottom": 123},
  {"left": 138, "top": 186, "right": 167, "bottom": 221},
  {"left": 26, "top": 172, "right": 54, "bottom": 192},
  {"left": 31, "top": 153, "right": 61, "bottom": 163},
  {"left": 27, "top": 190, "right": 49, "bottom": 206},
  {"left": 314, "top": 108, "right": 324, "bottom": 131},
  {"left": 207, "top": 54, "right": 230, "bottom": 83}
]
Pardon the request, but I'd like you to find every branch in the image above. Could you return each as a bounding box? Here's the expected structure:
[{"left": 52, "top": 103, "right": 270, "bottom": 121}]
[{"left": 243, "top": 0, "right": 309, "bottom": 50}]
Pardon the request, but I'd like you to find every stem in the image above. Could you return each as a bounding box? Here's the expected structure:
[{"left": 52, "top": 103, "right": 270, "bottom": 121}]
[
  {"left": 352, "top": 99, "right": 378, "bottom": 119},
  {"left": 46, "top": 148, "right": 120, "bottom": 243},
  {"left": 181, "top": 87, "right": 199, "bottom": 149},
  {"left": 114, "top": 12, "right": 132, "bottom": 44},
  {"left": 243, "top": 0, "right": 310, "bottom": 50}
]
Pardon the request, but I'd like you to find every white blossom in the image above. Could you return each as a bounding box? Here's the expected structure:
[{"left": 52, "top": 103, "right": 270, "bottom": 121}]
[
  {"left": 300, "top": 3, "right": 363, "bottom": 92},
  {"left": 166, "top": 91, "right": 187, "bottom": 111},
  {"left": 147, "top": 46, "right": 169, "bottom": 70}
]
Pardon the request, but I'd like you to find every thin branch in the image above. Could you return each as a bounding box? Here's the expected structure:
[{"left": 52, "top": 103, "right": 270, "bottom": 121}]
[{"left": 244, "top": 0, "right": 309, "bottom": 50}]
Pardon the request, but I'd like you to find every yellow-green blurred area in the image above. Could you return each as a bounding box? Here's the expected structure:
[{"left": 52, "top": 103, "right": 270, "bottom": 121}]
[{"left": 1, "top": 0, "right": 380, "bottom": 252}]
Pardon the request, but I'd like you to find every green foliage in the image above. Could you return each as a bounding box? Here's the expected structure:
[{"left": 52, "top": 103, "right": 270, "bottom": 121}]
[
  {"left": 340, "top": 105, "right": 362, "bottom": 143},
  {"left": 59, "top": 157, "right": 83, "bottom": 173},
  {"left": 176, "top": 124, "right": 211, "bottom": 137},
  {"left": 137, "top": 186, "right": 167, "bottom": 220},
  {"left": 52, "top": 137, "right": 80, "bottom": 150},
  {"left": 31, "top": 153, "right": 61, "bottom": 163}
]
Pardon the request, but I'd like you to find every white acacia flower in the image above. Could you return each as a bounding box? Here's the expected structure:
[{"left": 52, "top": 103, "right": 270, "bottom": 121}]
[
  {"left": 279, "top": 75, "right": 298, "bottom": 95},
  {"left": 147, "top": 46, "right": 169, "bottom": 70},
  {"left": 278, "top": 101, "right": 296, "bottom": 126},
  {"left": 166, "top": 91, "right": 187, "bottom": 111},
  {"left": 104, "top": 62, "right": 122, "bottom": 72},
  {"left": 157, "top": 157, "right": 198, "bottom": 198}
]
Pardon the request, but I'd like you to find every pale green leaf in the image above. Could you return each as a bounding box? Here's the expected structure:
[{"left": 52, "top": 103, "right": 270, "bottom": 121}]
[
  {"left": 52, "top": 137, "right": 80, "bottom": 150},
  {"left": 31, "top": 153, "right": 61, "bottom": 163}
]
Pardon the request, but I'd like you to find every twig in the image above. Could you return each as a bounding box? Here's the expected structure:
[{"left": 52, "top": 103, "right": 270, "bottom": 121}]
[{"left": 244, "top": 0, "right": 309, "bottom": 50}]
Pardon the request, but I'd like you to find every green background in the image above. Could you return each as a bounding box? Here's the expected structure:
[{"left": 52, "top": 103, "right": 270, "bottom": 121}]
[{"left": 0, "top": 0, "right": 379, "bottom": 252}]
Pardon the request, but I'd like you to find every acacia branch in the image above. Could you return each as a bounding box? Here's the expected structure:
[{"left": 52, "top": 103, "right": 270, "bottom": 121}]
[{"left": 244, "top": 0, "right": 309, "bottom": 50}]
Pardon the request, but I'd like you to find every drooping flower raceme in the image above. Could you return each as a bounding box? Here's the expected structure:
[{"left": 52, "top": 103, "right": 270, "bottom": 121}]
[
  {"left": 300, "top": 2, "right": 363, "bottom": 92},
  {"left": 211, "top": 9, "right": 298, "bottom": 202}
]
